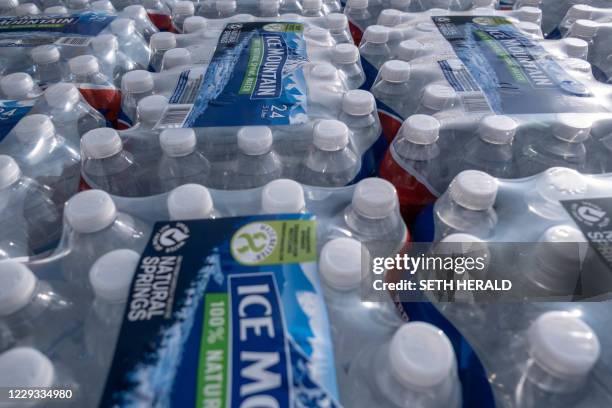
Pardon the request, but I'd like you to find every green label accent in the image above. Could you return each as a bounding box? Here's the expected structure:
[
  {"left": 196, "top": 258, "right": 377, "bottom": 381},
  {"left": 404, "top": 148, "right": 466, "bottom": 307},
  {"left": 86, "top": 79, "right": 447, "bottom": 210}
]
[
  {"left": 239, "top": 36, "right": 263, "bottom": 95},
  {"left": 230, "top": 220, "right": 317, "bottom": 265},
  {"left": 197, "top": 294, "right": 229, "bottom": 408},
  {"left": 282, "top": 23, "right": 304, "bottom": 33}
]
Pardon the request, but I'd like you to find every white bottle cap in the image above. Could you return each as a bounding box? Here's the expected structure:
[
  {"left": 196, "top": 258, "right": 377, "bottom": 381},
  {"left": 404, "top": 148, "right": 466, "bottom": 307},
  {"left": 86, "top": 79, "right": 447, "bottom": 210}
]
[
  {"left": 31, "top": 44, "right": 60, "bottom": 64},
  {"left": 396, "top": 40, "right": 427, "bottom": 62},
  {"left": 528, "top": 311, "right": 600, "bottom": 378},
  {"left": 439, "top": 233, "right": 487, "bottom": 254},
  {"left": 163, "top": 48, "right": 192, "bottom": 69},
  {"left": 319, "top": 237, "right": 365, "bottom": 291},
  {"left": 518, "top": 6, "right": 542, "bottom": 23},
  {"left": 123, "top": 4, "right": 147, "bottom": 18},
  {"left": 167, "top": 184, "right": 214, "bottom": 220},
  {"left": 0, "top": 347, "right": 54, "bottom": 389},
  {"left": 567, "top": 4, "right": 593, "bottom": 21},
  {"left": 362, "top": 25, "right": 389, "bottom": 44},
  {"left": 570, "top": 19, "right": 598, "bottom": 39},
  {"left": 89, "top": 249, "right": 139, "bottom": 302},
  {"left": 14, "top": 114, "right": 55, "bottom": 144},
  {"left": 517, "top": 21, "right": 542, "bottom": 37},
  {"left": 216, "top": 0, "right": 236, "bottom": 13},
  {"left": 137, "top": 94, "right": 168, "bottom": 123},
  {"left": 389, "top": 322, "right": 455, "bottom": 389},
  {"left": 302, "top": 0, "right": 321, "bottom": 10},
  {"left": 553, "top": 114, "right": 591, "bottom": 143},
  {"left": 0, "top": 155, "right": 20, "bottom": 189},
  {"left": 536, "top": 167, "right": 587, "bottom": 202},
  {"left": 352, "top": 177, "right": 398, "bottom": 219},
  {"left": 122, "top": 70, "right": 155, "bottom": 94},
  {"left": 304, "top": 26, "right": 332, "bottom": 43},
  {"left": 174, "top": 0, "right": 195, "bottom": 15},
  {"left": 44, "top": 83, "right": 80, "bottom": 108},
  {"left": 534, "top": 225, "right": 587, "bottom": 278},
  {"left": 260, "top": 0, "right": 280, "bottom": 11},
  {"left": 310, "top": 63, "right": 338, "bottom": 81},
  {"left": 449, "top": 170, "right": 497, "bottom": 211},
  {"left": 69, "top": 55, "right": 100, "bottom": 76},
  {"left": 342, "top": 90, "right": 375, "bottom": 116},
  {"left": 332, "top": 43, "right": 359, "bottom": 64},
  {"left": 421, "top": 83, "right": 456, "bottom": 111},
  {"left": 261, "top": 179, "right": 305, "bottom": 214},
  {"left": 326, "top": 13, "right": 348, "bottom": 31},
  {"left": 378, "top": 9, "right": 401, "bottom": 27},
  {"left": 15, "top": 3, "right": 40, "bottom": 15},
  {"left": 160, "top": 128, "right": 197, "bottom": 157},
  {"left": 313, "top": 120, "right": 349, "bottom": 152},
  {"left": 45, "top": 5, "right": 68, "bottom": 13},
  {"left": 380, "top": 60, "right": 410, "bottom": 83},
  {"left": 347, "top": 0, "right": 367, "bottom": 9},
  {"left": 0, "top": 0, "right": 18, "bottom": 9},
  {"left": 401, "top": 114, "right": 440, "bottom": 145},
  {"left": 65, "top": 189, "right": 117, "bottom": 233},
  {"left": 110, "top": 18, "right": 136, "bottom": 37},
  {"left": 237, "top": 126, "right": 273, "bottom": 156},
  {"left": 562, "top": 37, "right": 588, "bottom": 59},
  {"left": 0, "top": 72, "right": 34, "bottom": 100},
  {"left": 478, "top": 115, "right": 517, "bottom": 144},
  {"left": 183, "top": 16, "right": 207, "bottom": 33},
  {"left": 151, "top": 32, "right": 177, "bottom": 51},
  {"left": 0, "top": 261, "right": 37, "bottom": 316},
  {"left": 81, "top": 128, "right": 123, "bottom": 159},
  {"left": 563, "top": 57, "right": 592, "bottom": 74},
  {"left": 91, "top": 34, "right": 118, "bottom": 53},
  {"left": 91, "top": 0, "right": 115, "bottom": 12}
]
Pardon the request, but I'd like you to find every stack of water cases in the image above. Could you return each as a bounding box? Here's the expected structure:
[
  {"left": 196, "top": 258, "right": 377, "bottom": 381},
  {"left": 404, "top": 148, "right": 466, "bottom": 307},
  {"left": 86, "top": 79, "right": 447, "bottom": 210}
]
[{"left": 0, "top": 0, "right": 610, "bottom": 407}]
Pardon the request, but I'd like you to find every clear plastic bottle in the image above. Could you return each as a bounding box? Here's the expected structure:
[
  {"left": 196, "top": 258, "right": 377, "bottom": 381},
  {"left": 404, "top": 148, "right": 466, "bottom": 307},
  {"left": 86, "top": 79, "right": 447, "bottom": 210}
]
[
  {"left": 167, "top": 184, "right": 217, "bottom": 220},
  {"left": 30, "top": 44, "right": 65, "bottom": 85},
  {"left": 371, "top": 60, "right": 412, "bottom": 115},
  {"left": 326, "top": 13, "right": 353, "bottom": 44},
  {"left": 90, "top": 0, "right": 115, "bottom": 12},
  {"left": 230, "top": 126, "right": 282, "bottom": 190},
  {"left": 150, "top": 32, "right": 177, "bottom": 72},
  {"left": 339, "top": 89, "right": 380, "bottom": 150},
  {"left": 135, "top": 94, "right": 168, "bottom": 129},
  {"left": 121, "top": 70, "right": 156, "bottom": 122},
  {"left": 415, "top": 83, "right": 459, "bottom": 117},
  {"left": 15, "top": 2, "right": 41, "bottom": 15},
  {"left": 515, "top": 311, "right": 600, "bottom": 408},
  {"left": 463, "top": 115, "right": 518, "bottom": 178},
  {"left": 0, "top": 0, "right": 18, "bottom": 15},
  {"left": 68, "top": 55, "right": 113, "bottom": 86},
  {"left": 80, "top": 128, "right": 144, "bottom": 195},
  {"left": 434, "top": 170, "right": 499, "bottom": 240},
  {"left": 300, "top": 119, "right": 360, "bottom": 187},
  {"left": 161, "top": 48, "right": 193, "bottom": 71},
  {"left": 122, "top": 5, "right": 159, "bottom": 41},
  {"left": 302, "top": 0, "right": 323, "bottom": 16},
  {"left": 172, "top": 1, "right": 196, "bottom": 32},
  {"left": 109, "top": 18, "right": 151, "bottom": 70},
  {"left": 347, "top": 322, "right": 462, "bottom": 408},
  {"left": 359, "top": 25, "right": 391, "bottom": 69},
  {"left": 0, "top": 261, "right": 74, "bottom": 353},
  {"left": 342, "top": 177, "right": 407, "bottom": 257},
  {"left": 378, "top": 9, "right": 402, "bottom": 27},
  {"left": 61, "top": 189, "right": 149, "bottom": 284},
  {"left": 280, "top": 0, "right": 303, "bottom": 14},
  {"left": 260, "top": 179, "right": 306, "bottom": 214},
  {"left": 158, "top": 128, "right": 210, "bottom": 191},
  {"left": 0, "top": 73, "right": 40, "bottom": 100},
  {"left": 259, "top": 0, "right": 280, "bottom": 17},
  {"left": 344, "top": 0, "right": 373, "bottom": 35},
  {"left": 216, "top": 0, "right": 237, "bottom": 17},
  {"left": 513, "top": 0, "right": 541, "bottom": 10},
  {"left": 319, "top": 237, "right": 403, "bottom": 402},
  {"left": 332, "top": 44, "right": 366, "bottom": 89},
  {"left": 90, "top": 34, "right": 139, "bottom": 87},
  {"left": 41, "top": 83, "right": 106, "bottom": 145}
]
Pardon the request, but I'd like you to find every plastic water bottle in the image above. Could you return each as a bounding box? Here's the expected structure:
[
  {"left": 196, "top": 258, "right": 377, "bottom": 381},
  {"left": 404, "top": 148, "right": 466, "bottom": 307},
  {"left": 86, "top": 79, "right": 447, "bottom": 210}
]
[
  {"left": 150, "top": 32, "right": 177, "bottom": 72},
  {"left": 515, "top": 311, "right": 600, "bottom": 408},
  {"left": 158, "top": 128, "right": 210, "bottom": 191},
  {"left": 182, "top": 15, "right": 208, "bottom": 33},
  {"left": 332, "top": 44, "right": 366, "bottom": 89},
  {"left": 231, "top": 126, "right": 282, "bottom": 189},
  {"left": 121, "top": 70, "right": 155, "bottom": 123},
  {"left": 61, "top": 189, "right": 149, "bottom": 284},
  {"left": 347, "top": 322, "right": 462, "bottom": 408},
  {"left": 91, "top": 34, "right": 139, "bottom": 87},
  {"left": 371, "top": 60, "right": 412, "bottom": 115},
  {"left": 319, "top": 237, "right": 403, "bottom": 402},
  {"left": 167, "top": 184, "right": 217, "bottom": 220},
  {"left": 0, "top": 261, "right": 74, "bottom": 353},
  {"left": 123, "top": 5, "right": 159, "bottom": 41},
  {"left": 339, "top": 90, "right": 380, "bottom": 153},
  {"left": 15, "top": 2, "right": 41, "bottom": 15},
  {"left": 260, "top": 179, "right": 306, "bottom": 214},
  {"left": 259, "top": 0, "right": 280, "bottom": 17},
  {"left": 0, "top": 73, "right": 40, "bottom": 100},
  {"left": 341, "top": 177, "right": 407, "bottom": 257},
  {"left": 68, "top": 55, "right": 113, "bottom": 86},
  {"left": 302, "top": 0, "right": 323, "bottom": 16},
  {"left": 41, "top": 83, "right": 106, "bottom": 145},
  {"left": 359, "top": 25, "right": 391, "bottom": 69},
  {"left": 135, "top": 94, "right": 168, "bottom": 129},
  {"left": 434, "top": 170, "right": 498, "bottom": 240},
  {"left": 161, "top": 48, "right": 193, "bottom": 71},
  {"left": 109, "top": 18, "right": 151, "bottom": 69},
  {"left": 215, "top": 0, "right": 236, "bottom": 17},
  {"left": 326, "top": 13, "right": 353, "bottom": 44},
  {"left": 463, "top": 115, "right": 518, "bottom": 178},
  {"left": 30, "top": 45, "right": 65, "bottom": 85},
  {"left": 280, "top": 0, "right": 303, "bottom": 14},
  {"left": 513, "top": 0, "right": 540, "bottom": 9},
  {"left": 415, "top": 83, "right": 459, "bottom": 116},
  {"left": 91, "top": 0, "right": 115, "bottom": 12},
  {"left": 566, "top": 19, "right": 598, "bottom": 48},
  {"left": 80, "top": 128, "right": 144, "bottom": 195},
  {"left": 0, "top": 156, "right": 62, "bottom": 258},
  {"left": 379, "top": 114, "right": 441, "bottom": 223},
  {"left": 0, "top": 0, "right": 18, "bottom": 15},
  {"left": 519, "top": 115, "right": 592, "bottom": 176},
  {"left": 173, "top": 1, "right": 195, "bottom": 32},
  {"left": 300, "top": 119, "right": 360, "bottom": 187}
]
